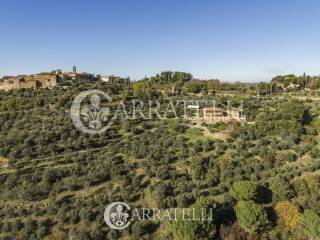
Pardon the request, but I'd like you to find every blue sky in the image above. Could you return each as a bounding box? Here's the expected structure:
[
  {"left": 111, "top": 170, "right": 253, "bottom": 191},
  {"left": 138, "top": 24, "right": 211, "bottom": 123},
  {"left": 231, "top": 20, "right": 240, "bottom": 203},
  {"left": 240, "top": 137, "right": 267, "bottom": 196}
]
[{"left": 1, "top": 0, "right": 320, "bottom": 82}]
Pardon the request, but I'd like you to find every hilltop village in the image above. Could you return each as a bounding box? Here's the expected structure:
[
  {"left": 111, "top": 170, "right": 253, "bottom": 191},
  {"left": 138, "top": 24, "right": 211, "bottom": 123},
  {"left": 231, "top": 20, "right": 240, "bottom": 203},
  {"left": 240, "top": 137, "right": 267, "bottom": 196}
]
[{"left": 0, "top": 66, "right": 126, "bottom": 92}]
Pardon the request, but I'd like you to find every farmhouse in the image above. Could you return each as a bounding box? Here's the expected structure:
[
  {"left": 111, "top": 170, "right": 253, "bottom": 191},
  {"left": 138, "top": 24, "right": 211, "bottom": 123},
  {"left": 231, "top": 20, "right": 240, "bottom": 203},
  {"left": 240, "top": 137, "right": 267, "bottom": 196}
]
[{"left": 203, "top": 107, "right": 246, "bottom": 123}]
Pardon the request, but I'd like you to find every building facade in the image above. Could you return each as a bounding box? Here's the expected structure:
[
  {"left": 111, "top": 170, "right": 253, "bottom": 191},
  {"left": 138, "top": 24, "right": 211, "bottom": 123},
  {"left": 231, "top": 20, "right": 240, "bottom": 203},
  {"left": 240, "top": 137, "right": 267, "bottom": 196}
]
[
  {"left": 0, "top": 74, "right": 57, "bottom": 91},
  {"left": 203, "top": 107, "right": 246, "bottom": 123},
  {"left": 0, "top": 66, "right": 96, "bottom": 91}
]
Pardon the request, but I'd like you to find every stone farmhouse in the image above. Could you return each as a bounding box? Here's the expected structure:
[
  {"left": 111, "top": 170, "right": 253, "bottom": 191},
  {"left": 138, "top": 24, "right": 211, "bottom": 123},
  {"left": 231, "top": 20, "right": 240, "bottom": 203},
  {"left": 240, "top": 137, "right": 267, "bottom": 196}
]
[{"left": 203, "top": 107, "right": 246, "bottom": 123}]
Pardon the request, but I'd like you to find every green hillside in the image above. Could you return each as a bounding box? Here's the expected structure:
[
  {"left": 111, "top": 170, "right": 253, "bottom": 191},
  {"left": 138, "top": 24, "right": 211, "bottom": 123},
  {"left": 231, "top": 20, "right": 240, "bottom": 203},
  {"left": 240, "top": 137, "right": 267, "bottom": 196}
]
[{"left": 0, "top": 78, "right": 320, "bottom": 240}]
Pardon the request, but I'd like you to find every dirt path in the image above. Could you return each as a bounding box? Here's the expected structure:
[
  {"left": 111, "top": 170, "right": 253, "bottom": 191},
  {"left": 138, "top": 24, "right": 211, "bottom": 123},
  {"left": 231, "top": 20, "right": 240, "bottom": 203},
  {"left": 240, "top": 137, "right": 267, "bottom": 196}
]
[
  {"left": 201, "top": 126, "right": 229, "bottom": 140},
  {"left": 186, "top": 123, "right": 229, "bottom": 141}
]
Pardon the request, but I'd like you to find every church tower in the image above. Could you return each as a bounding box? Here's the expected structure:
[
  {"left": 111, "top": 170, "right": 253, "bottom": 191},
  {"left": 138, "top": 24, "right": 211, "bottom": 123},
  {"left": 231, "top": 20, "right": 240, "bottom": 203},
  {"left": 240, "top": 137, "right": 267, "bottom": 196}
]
[
  {"left": 73, "top": 65, "right": 77, "bottom": 74},
  {"left": 72, "top": 65, "right": 77, "bottom": 81}
]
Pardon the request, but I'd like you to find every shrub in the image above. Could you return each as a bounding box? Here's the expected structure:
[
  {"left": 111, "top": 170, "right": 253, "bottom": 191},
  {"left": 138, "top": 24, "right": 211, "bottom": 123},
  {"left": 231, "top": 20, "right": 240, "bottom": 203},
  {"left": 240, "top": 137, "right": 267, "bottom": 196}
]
[
  {"left": 130, "top": 221, "right": 157, "bottom": 240},
  {"left": 190, "top": 157, "right": 206, "bottom": 180},
  {"left": 153, "top": 182, "right": 173, "bottom": 208},
  {"left": 285, "top": 151, "right": 298, "bottom": 162},
  {"left": 229, "top": 181, "right": 258, "bottom": 201},
  {"left": 170, "top": 197, "right": 216, "bottom": 240},
  {"left": 300, "top": 209, "right": 320, "bottom": 239},
  {"left": 176, "top": 193, "right": 195, "bottom": 208},
  {"left": 269, "top": 177, "right": 294, "bottom": 201},
  {"left": 276, "top": 152, "right": 286, "bottom": 162},
  {"left": 1, "top": 221, "right": 11, "bottom": 233},
  {"left": 235, "top": 201, "right": 269, "bottom": 234},
  {"left": 11, "top": 219, "right": 23, "bottom": 232},
  {"left": 310, "top": 146, "right": 320, "bottom": 158},
  {"left": 274, "top": 201, "right": 301, "bottom": 229}
]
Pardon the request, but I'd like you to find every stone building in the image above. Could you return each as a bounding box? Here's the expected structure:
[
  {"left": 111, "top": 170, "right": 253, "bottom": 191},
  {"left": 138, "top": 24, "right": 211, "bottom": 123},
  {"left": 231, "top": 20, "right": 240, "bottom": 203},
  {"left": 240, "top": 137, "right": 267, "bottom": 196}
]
[
  {"left": 203, "top": 107, "right": 246, "bottom": 123},
  {"left": 62, "top": 66, "right": 95, "bottom": 82},
  {"left": 0, "top": 66, "right": 96, "bottom": 91},
  {"left": 0, "top": 74, "right": 57, "bottom": 91},
  {"left": 101, "top": 75, "right": 122, "bottom": 83}
]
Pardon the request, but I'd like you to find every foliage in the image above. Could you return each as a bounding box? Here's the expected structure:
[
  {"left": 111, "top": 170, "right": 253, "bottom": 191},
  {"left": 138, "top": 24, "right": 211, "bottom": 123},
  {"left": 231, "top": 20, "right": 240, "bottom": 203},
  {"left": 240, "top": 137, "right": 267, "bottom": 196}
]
[
  {"left": 184, "top": 80, "right": 207, "bottom": 94},
  {"left": 229, "top": 180, "right": 258, "bottom": 201},
  {"left": 132, "top": 80, "right": 156, "bottom": 98},
  {"left": 300, "top": 209, "right": 320, "bottom": 239},
  {"left": 253, "top": 101, "right": 308, "bottom": 137},
  {"left": 235, "top": 201, "right": 270, "bottom": 234},
  {"left": 0, "top": 80, "right": 319, "bottom": 239},
  {"left": 190, "top": 156, "right": 206, "bottom": 180},
  {"left": 274, "top": 201, "right": 301, "bottom": 229},
  {"left": 149, "top": 71, "right": 193, "bottom": 84},
  {"left": 269, "top": 177, "right": 294, "bottom": 201},
  {"left": 272, "top": 74, "right": 320, "bottom": 89},
  {"left": 170, "top": 197, "right": 216, "bottom": 240}
]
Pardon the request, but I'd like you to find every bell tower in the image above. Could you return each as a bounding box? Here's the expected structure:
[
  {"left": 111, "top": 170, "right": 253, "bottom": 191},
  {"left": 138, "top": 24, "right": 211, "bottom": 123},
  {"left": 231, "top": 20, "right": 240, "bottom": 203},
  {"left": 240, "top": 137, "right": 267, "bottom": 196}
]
[
  {"left": 72, "top": 65, "right": 77, "bottom": 81},
  {"left": 73, "top": 65, "right": 77, "bottom": 74}
]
